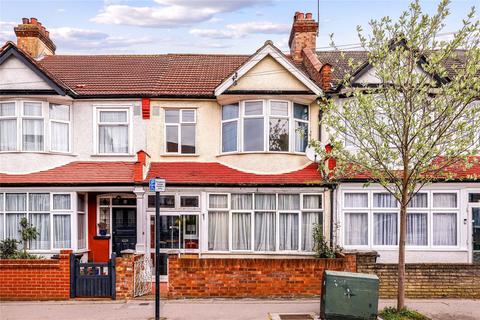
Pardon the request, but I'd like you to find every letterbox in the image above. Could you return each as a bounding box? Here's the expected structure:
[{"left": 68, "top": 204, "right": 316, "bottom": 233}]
[{"left": 321, "top": 270, "right": 379, "bottom": 320}]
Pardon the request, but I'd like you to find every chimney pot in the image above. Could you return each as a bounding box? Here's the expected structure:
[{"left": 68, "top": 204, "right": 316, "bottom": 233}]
[
  {"left": 306, "top": 13, "right": 313, "bottom": 19},
  {"left": 289, "top": 11, "right": 319, "bottom": 62},
  {"left": 15, "top": 17, "right": 56, "bottom": 58},
  {"left": 22, "top": 18, "right": 29, "bottom": 24},
  {"left": 30, "top": 17, "right": 38, "bottom": 25},
  {"left": 45, "top": 30, "right": 49, "bottom": 37}
]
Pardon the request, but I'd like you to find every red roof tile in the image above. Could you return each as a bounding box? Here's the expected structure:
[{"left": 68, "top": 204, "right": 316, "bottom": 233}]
[
  {"left": 146, "top": 162, "right": 323, "bottom": 186},
  {"left": 0, "top": 161, "right": 136, "bottom": 185}
]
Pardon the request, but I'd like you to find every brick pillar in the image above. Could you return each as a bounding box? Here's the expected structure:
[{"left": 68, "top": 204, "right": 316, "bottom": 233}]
[{"left": 115, "top": 251, "right": 136, "bottom": 299}]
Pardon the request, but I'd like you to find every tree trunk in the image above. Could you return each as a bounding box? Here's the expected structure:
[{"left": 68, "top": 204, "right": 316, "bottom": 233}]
[{"left": 397, "top": 189, "right": 408, "bottom": 310}]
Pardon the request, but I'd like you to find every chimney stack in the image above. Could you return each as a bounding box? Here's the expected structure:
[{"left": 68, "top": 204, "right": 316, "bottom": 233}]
[
  {"left": 14, "top": 18, "right": 56, "bottom": 59},
  {"left": 289, "top": 11, "right": 318, "bottom": 62}
]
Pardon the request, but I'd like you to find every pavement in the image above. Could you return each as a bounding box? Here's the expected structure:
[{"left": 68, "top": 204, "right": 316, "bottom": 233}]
[{"left": 0, "top": 298, "right": 479, "bottom": 320}]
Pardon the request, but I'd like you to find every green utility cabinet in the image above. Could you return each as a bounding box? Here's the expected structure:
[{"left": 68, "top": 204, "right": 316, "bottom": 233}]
[{"left": 321, "top": 270, "right": 379, "bottom": 320}]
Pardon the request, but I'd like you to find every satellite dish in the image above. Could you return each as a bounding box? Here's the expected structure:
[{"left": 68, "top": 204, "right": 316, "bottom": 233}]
[{"left": 305, "top": 146, "right": 321, "bottom": 163}]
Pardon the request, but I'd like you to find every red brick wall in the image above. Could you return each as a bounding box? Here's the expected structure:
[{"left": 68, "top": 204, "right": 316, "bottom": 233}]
[
  {"left": 0, "top": 250, "right": 71, "bottom": 301},
  {"left": 115, "top": 252, "right": 136, "bottom": 299},
  {"left": 168, "top": 254, "right": 356, "bottom": 298}
]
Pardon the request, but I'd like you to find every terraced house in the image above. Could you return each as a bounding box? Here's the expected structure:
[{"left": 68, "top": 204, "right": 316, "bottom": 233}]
[{"left": 0, "top": 12, "right": 479, "bottom": 297}]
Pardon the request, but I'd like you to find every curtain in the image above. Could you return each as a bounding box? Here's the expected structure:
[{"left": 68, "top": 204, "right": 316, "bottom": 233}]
[
  {"left": 408, "top": 193, "right": 428, "bottom": 208},
  {"left": 270, "top": 101, "right": 288, "bottom": 116},
  {"left": 345, "top": 212, "right": 368, "bottom": 245},
  {"left": 254, "top": 212, "right": 275, "bottom": 251},
  {"left": 209, "top": 194, "right": 228, "bottom": 209},
  {"left": 99, "top": 125, "right": 128, "bottom": 153},
  {"left": 255, "top": 194, "right": 276, "bottom": 210},
  {"left": 222, "top": 104, "right": 239, "bottom": 120},
  {"left": 232, "top": 212, "right": 250, "bottom": 250},
  {"left": 6, "top": 213, "right": 25, "bottom": 242},
  {"left": 100, "top": 111, "right": 127, "bottom": 122},
  {"left": 279, "top": 213, "right": 298, "bottom": 250},
  {"left": 373, "top": 212, "right": 398, "bottom": 245},
  {"left": 208, "top": 212, "right": 228, "bottom": 251},
  {"left": 78, "top": 213, "right": 86, "bottom": 249},
  {"left": 53, "top": 215, "right": 71, "bottom": 248},
  {"left": 278, "top": 194, "right": 300, "bottom": 210},
  {"left": 49, "top": 104, "right": 70, "bottom": 121},
  {"left": 433, "top": 193, "right": 457, "bottom": 208},
  {"left": 30, "top": 213, "right": 50, "bottom": 250},
  {"left": 0, "top": 119, "right": 17, "bottom": 151},
  {"left": 302, "top": 212, "right": 321, "bottom": 251},
  {"left": 373, "top": 193, "right": 397, "bottom": 208},
  {"left": 303, "top": 195, "right": 322, "bottom": 209},
  {"left": 6, "top": 193, "right": 26, "bottom": 211},
  {"left": 22, "top": 119, "right": 44, "bottom": 151},
  {"left": 222, "top": 121, "right": 237, "bottom": 152},
  {"left": 295, "top": 121, "right": 308, "bottom": 152},
  {"left": 433, "top": 213, "right": 457, "bottom": 246},
  {"left": 29, "top": 193, "right": 49, "bottom": 211},
  {"left": 231, "top": 194, "right": 252, "bottom": 210},
  {"left": 0, "top": 213, "right": 3, "bottom": 240},
  {"left": 53, "top": 194, "right": 71, "bottom": 210},
  {"left": 407, "top": 213, "right": 428, "bottom": 245},
  {"left": 345, "top": 193, "right": 368, "bottom": 208},
  {"left": 51, "top": 121, "right": 69, "bottom": 152},
  {"left": 23, "top": 102, "right": 42, "bottom": 116}
]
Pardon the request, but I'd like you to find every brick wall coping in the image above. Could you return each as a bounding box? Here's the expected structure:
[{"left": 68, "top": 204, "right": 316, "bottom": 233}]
[{"left": 345, "top": 250, "right": 379, "bottom": 257}]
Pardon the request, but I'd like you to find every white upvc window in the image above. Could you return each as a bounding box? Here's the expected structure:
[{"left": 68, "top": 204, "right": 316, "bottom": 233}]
[
  {"left": 165, "top": 109, "right": 196, "bottom": 154},
  {"left": 96, "top": 107, "right": 131, "bottom": 155},
  {"left": 49, "top": 104, "right": 71, "bottom": 153},
  {"left": 221, "top": 100, "right": 310, "bottom": 154},
  {"left": 77, "top": 193, "right": 87, "bottom": 250},
  {"left": 0, "top": 101, "right": 17, "bottom": 151},
  {"left": 22, "top": 101, "right": 44, "bottom": 151}
]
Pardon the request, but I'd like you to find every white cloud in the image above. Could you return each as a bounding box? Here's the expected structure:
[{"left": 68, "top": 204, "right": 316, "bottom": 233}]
[
  {"left": 91, "top": 0, "right": 272, "bottom": 27},
  {"left": 190, "top": 21, "right": 289, "bottom": 39},
  {"left": 57, "top": 8, "right": 66, "bottom": 13},
  {"left": 0, "top": 21, "right": 16, "bottom": 43}
]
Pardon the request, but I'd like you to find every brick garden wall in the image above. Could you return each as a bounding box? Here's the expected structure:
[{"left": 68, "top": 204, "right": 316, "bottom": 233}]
[
  {"left": 355, "top": 252, "right": 480, "bottom": 299},
  {"left": 0, "top": 250, "right": 71, "bottom": 301},
  {"left": 167, "top": 254, "right": 356, "bottom": 299}
]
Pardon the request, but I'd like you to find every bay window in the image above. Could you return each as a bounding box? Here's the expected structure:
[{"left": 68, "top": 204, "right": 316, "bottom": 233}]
[
  {"left": 221, "top": 100, "right": 310, "bottom": 153},
  {"left": 165, "top": 109, "right": 196, "bottom": 154},
  {"left": 207, "top": 192, "right": 323, "bottom": 253},
  {"left": 97, "top": 108, "right": 130, "bottom": 154}
]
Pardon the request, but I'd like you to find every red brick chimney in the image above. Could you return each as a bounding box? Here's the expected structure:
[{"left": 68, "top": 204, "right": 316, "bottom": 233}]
[
  {"left": 14, "top": 18, "right": 56, "bottom": 59},
  {"left": 289, "top": 12, "right": 318, "bottom": 62}
]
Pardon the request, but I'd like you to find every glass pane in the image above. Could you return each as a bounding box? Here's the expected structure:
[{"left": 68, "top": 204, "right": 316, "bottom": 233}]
[
  {"left": 345, "top": 212, "right": 368, "bottom": 245},
  {"left": 208, "top": 212, "right": 229, "bottom": 251},
  {"left": 433, "top": 213, "right": 457, "bottom": 246},
  {"left": 373, "top": 212, "right": 398, "bottom": 245},
  {"left": 0, "top": 102, "right": 15, "bottom": 116},
  {"left": 469, "top": 193, "right": 480, "bottom": 203},
  {"left": 303, "top": 195, "right": 322, "bottom": 209},
  {"left": 294, "top": 103, "right": 308, "bottom": 120},
  {"left": 243, "top": 118, "right": 264, "bottom": 151},
  {"left": 269, "top": 118, "right": 289, "bottom": 151},
  {"left": 407, "top": 213, "right": 428, "bottom": 245},
  {"left": 78, "top": 212, "right": 86, "bottom": 249},
  {"left": 30, "top": 213, "right": 50, "bottom": 250},
  {"left": 254, "top": 212, "right": 276, "bottom": 251},
  {"left": 209, "top": 194, "right": 228, "bottom": 209},
  {"left": 49, "top": 104, "right": 70, "bottom": 121},
  {"left": 295, "top": 121, "right": 308, "bottom": 152},
  {"left": 181, "top": 124, "right": 196, "bottom": 154},
  {"left": 159, "top": 215, "right": 180, "bottom": 249},
  {"left": 180, "top": 196, "right": 199, "bottom": 208},
  {"left": 433, "top": 193, "right": 457, "bottom": 208},
  {"left": 166, "top": 125, "right": 178, "bottom": 152},
  {"left": 0, "top": 194, "right": 3, "bottom": 211},
  {"left": 232, "top": 212, "right": 251, "bottom": 250},
  {"left": 22, "top": 119, "right": 44, "bottom": 151},
  {"left": 0, "top": 213, "right": 3, "bottom": 240},
  {"left": 6, "top": 193, "right": 26, "bottom": 211},
  {"left": 244, "top": 101, "right": 263, "bottom": 116},
  {"left": 165, "top": 109, "right": 179, "bottom": 123},
  {"left": 408, "top": 193, "right": 428, "bottom": 208},
  {"left": 29, "top": 193, "right": 50, "bottom": 211},
  {"left": 222, "top": 121, "right": 238, "bottom": 152},
  {"left": 181, "top": 110, "right": 195, "bottom": 122},
  {"left": 373, "top": 193, "right": 397, "bottom": 208},
  {"left": 99, "top": 125, "right": 128, "bottom": 154},
  {"left": 99, "top": 198, "right": 110, "bottom": 206},
  {"left": 344, "top": 193, "right": 368, "bottom": 208},
  {"left": 278, "top": 194, "right": 300, "bottom": 210},
  {"left": 53, "top": 194, "right": 71, "bottom": 210},
  {"left": 23, "top": 102, "right": 42, "bottom": 116},
  {"left": 279, "top": 212, "right": 299, "bottom": 250},
  {"left": 155, "top": 195, "right": 175, "bottom": 208},
  {"left": 302, "top": 212, "right": 322, "bottom": 251},
  {"left": 51, "top": 121, "right": 69, "bottom": 152},
  {"left": 53, "top": 215, "right": 71, "bottom": 248},
  {"left": 6, "top": 213, "right": 25, "bottom": 242},
  {"left": 99, "top": 111, "right": 127, "bottom": 122},
  {"left": 255, "top": 194, "right": 276, "bottom": 210},
  {"left": 270, "top": 101, "right": 288, "bottom": 116},
  {"left": 99, "top": 207, "right": 110, "bottom": 234},
  {"left": 77, "top": 194, "right": 86, "bottom": 212},
  {"left": 231, "top": 194, "right": 253, "bottom": 210},
  {"left": 222, "top": 104, "right": 239, "bottom": 120},
  {"left": 0, "top": 119, "right": 17, "bottom": 151},
  {"left": 112, "top": 197, "right": 136, "bottom": 206}
]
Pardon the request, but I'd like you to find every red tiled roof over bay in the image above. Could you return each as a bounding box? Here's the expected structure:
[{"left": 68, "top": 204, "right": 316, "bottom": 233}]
[
  {"left": 146, "top": 162, "right": 323, "bottom": 186},
  {"left": 0, "top": 162, "right": 136, "bottom": 186}
]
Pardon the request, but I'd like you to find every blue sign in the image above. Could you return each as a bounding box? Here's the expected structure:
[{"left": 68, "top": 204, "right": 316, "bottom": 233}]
[
  {"left": 149, "top": 178, "right": 166, "bottom": 192},
  {"left": 149, "top": 179, "right": 156, "bottom": 191}
]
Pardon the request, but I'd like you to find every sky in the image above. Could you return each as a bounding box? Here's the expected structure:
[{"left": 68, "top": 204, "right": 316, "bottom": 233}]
[{"left": 0, "top": 0, "right": 477, "bottom": 55}]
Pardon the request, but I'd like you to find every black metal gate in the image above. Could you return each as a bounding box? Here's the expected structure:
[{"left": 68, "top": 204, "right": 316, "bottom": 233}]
[{"left": 70, "top": 253, "right": 116, "bottom": 299}]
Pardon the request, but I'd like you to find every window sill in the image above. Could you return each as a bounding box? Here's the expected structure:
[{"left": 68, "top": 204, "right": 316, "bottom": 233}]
[
  {"left": 91, "top": 154, "right": 135, "bottom": 157},
  {"left": 0, "top": 151, "right": 77, "bottom": 157},
  {"left": 161, "top": 153, "right": 200, "bottom": 157},
  {"left": 217, "top": 151, "right": 306, "bottom": 157}
]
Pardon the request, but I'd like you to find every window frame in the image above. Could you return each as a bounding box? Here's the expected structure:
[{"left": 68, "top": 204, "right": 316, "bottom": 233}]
[
  {"left": 164, "top": 108, "right": 197, "bottom": 155},
  {"left": 221, "top": 103, "right": 240, "bottom": 153},
  {"left": 0, "top": 100, "right": 18, "bottom": 152},
  {"left": 21, "top": 101, "right": 46, "bottom": 152},
  {"left": 49, "top": 104, "right": 72, "bottom": 153},
  {"left": 94, "top": 105, "right": 133, "bottom": 156}
]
